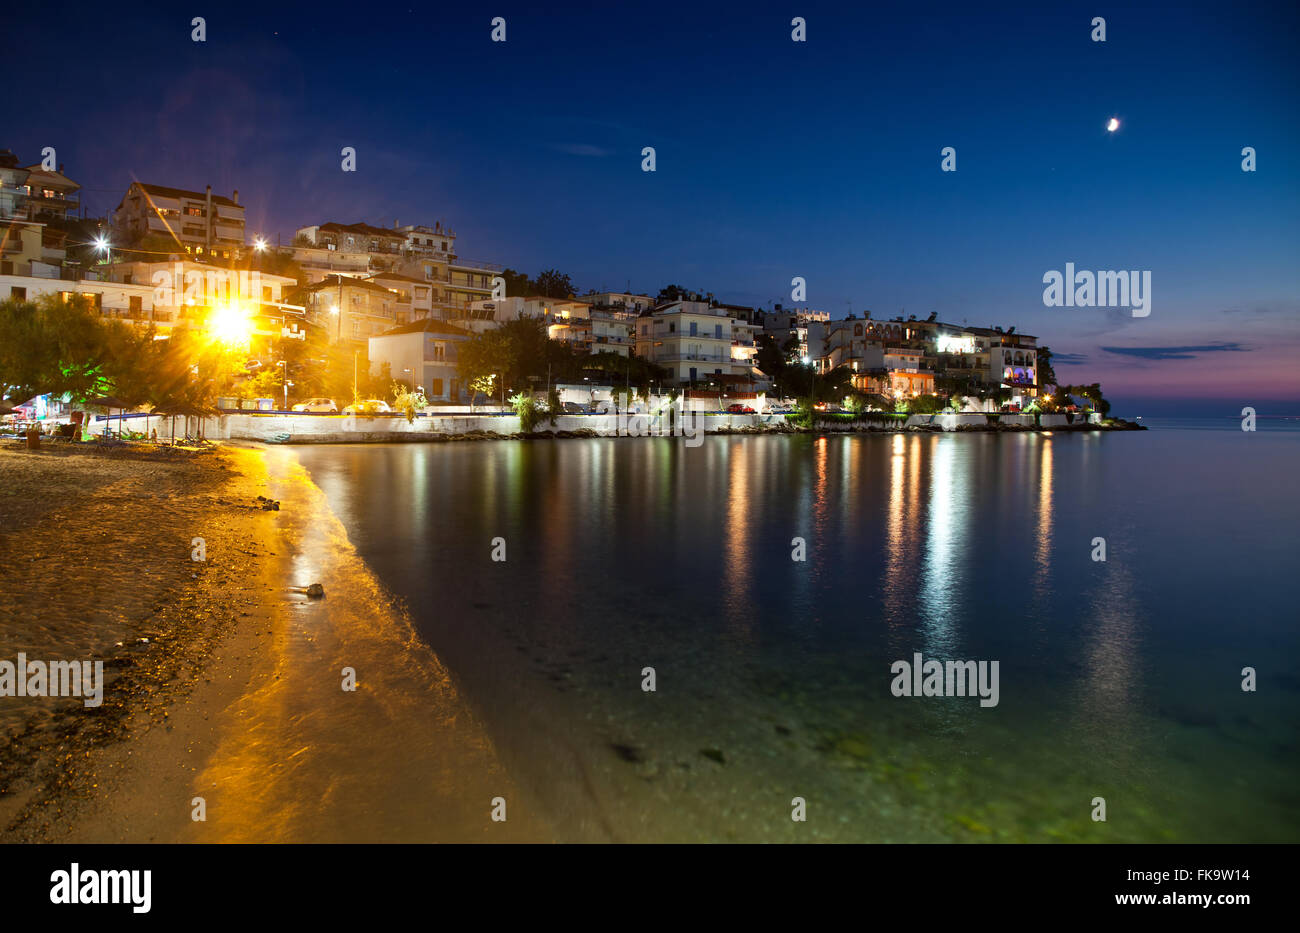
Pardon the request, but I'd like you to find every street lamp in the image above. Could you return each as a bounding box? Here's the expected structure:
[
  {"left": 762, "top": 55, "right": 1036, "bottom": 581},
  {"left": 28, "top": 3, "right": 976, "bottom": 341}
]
[
  {"left": 802, "top": 355, "right": 813, "bottom": 404},
  {"left": 277, "top": 360, "right": 289, "bottom": 410},
  {"left": 93, "top": 234, "right": 110, "bottom": 264},
  {"left": 253, "top": 236, "right": 267, "bottom": 252}
]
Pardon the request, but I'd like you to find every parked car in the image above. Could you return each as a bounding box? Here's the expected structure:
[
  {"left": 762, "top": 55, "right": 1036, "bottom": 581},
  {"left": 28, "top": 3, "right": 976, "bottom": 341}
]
[
  {"left": 726, "top": 403, "right": 756, "bottom": 414},
  {"left": 343, "top": 400, "right": 393, "bottom": 415},
  {"left": 562, "top": 401, "right": 586, "bottom": 413},
  {"left": 292, "top": 398, "right": 339, "bottom": 413}
]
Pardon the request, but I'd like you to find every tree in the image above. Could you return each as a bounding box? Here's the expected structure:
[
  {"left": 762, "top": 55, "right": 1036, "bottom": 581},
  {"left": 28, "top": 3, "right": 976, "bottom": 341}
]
[
  {"left": 467, "top": 374, "right": 496, "bottom": 412},
  {"left": 755, "top": 333, "right": 804, "bottom": 398},
  {"left": 1036, "top": 345, "right": 1058, "bottom": 390},
  {"left": 582, "top": 350, "right": 666, "bottom": 389},
  {"left": 0, "top": 294, "right": 115, "bottom": 405},
  {"left": 499, "top": 268, "right": 533, "bottom": 298},
  {"left": 905, "top": 394, "right": 945, "bottom": 414},
  {"left": 458, "top": 327, "right": 513, "bottom": 406},
  {"left": 533, "top": 269, "right": 575, "bottom": 299},
  {"left": 816, "top": 365, "right": 853, "bottom": 403},
  {"left": 656, "top": 284, "right": 708, "bottom": 303}
]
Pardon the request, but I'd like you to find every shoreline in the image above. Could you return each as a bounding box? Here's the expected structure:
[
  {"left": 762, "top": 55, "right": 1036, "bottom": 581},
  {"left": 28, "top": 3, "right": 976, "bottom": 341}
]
[
  {"left": 231, "top": 415, "right": 1147, "bottom": 446},
  {"left": 0, "top": 442, "right": 556, "bottom": 842}
]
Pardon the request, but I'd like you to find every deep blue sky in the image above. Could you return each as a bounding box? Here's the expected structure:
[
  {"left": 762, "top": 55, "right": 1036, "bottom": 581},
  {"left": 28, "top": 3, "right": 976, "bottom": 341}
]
[{"left": 12, "top": 0, "right": 1299, "bottom": 413}]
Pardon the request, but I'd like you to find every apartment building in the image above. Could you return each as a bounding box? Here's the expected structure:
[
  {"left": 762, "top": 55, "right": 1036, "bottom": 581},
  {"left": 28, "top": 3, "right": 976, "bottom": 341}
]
[
  {"left": 295, "top": 219, "right": 502, "bottom": 316},
  {"left": 21, "top": 162, "right": 80, "bottom": 221},
  {"left": 0, "top": 151, "right": 27, "bottom": 220},
  {"left": 581, "top": 291, "right": 657, "bottom": 314},
  {"left": 1, "top": 272, "right": 162, "bottom": 328},
  {"left": 113, "top": 182, "right": 246, "bottom": 259},
  {"left": 301, "top": 273, "right": 410, "bottom": 344},
  {"left": 635, "top": 301, "right": 742, "bottom": 385}
]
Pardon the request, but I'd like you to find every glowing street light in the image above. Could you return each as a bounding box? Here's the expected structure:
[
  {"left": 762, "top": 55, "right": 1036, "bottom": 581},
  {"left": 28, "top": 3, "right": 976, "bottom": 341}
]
[
  {"left": 253, "top": 236, "right": 267, "bottom": 252},
  {"left": 210, "top": 301, "right": 254, "bottom": 348}
]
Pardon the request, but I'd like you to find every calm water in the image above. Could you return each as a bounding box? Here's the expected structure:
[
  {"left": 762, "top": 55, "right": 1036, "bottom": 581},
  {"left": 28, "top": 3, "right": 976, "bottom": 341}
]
[{"left": 295, "top": 418, "right": 1300, "bottom": 842}]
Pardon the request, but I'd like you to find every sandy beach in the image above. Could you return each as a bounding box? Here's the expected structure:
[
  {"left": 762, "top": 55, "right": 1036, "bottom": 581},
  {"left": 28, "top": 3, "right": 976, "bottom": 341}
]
[{"left": 0, "top": 440, "right": 554, "bottom": 843}]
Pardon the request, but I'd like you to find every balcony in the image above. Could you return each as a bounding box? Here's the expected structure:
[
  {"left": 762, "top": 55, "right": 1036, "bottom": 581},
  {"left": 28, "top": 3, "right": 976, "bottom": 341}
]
[
  {"left": 653, "top": 353, "right": 731, "bottom": 363},
  {"left": 448, "top": 257, "right": 504, "bottom": 273}
]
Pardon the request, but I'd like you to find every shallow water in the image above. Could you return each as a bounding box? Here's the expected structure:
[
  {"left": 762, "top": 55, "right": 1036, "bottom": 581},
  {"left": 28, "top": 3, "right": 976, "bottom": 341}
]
[{"left": 295, "top": 419, "right": 1300, "bottom": 842}]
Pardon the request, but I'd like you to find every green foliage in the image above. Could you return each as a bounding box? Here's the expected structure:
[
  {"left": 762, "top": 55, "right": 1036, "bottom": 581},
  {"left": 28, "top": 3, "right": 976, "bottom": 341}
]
[
  {"left": 392, "top": 382, "right": 428, "bottom": 423},
  {"left": 0, "top": 294, "right": 116, "bottom": 404},
  {"left": 533, "top": 269, "right": 575, "bottom": 299},
  {"left": 498, "top": 268, "right": 576, "bottom": 300},
  {"left": 1036, "top": 345, "right": 1058, "bottom": 389},
  {"left": 905, "top": 394, "right": 945, "bottom": 414},
  {"left": 787, "top": 400, "right": 814, "bottom": 428},
  {"left": 234, "top": 368, "right": 284, "bottom": 400},
  {"left": 510, "top": 392, "right": 546, "bottom": 432},
  {"left": 656, "top": 284, "right": 711, "bottom": 303},
  {"left": 458, "top": 317, "right": 584, "bottom": 398},
  {"left": 547, "top": 387, "right": 562, "bottom": 425}
]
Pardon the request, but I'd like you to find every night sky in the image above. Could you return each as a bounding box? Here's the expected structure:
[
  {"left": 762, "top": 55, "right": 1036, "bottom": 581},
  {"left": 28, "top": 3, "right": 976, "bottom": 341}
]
[{"left": 13, "top": 0, "right": 1298, "bottom": 414}]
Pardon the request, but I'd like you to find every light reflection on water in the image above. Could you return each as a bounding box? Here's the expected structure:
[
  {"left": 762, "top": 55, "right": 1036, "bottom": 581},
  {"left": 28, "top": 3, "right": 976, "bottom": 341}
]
[{"left": 295, "top": 429, "right": 1300, "bottom": 842}]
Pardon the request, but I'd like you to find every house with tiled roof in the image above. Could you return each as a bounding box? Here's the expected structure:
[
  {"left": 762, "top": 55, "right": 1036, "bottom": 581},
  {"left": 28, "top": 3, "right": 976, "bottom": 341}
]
[{"left": 368, "top": 317, "right": 475, "bottom": 404}]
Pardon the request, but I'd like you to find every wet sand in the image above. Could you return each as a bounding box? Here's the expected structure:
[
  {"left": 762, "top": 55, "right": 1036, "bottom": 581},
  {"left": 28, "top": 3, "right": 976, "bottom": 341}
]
[{"left": 0, "top": 441, "right": 553, "bottom": 842}]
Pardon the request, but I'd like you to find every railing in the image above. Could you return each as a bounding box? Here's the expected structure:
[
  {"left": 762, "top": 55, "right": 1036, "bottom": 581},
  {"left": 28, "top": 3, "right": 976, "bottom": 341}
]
[
  {"left": 652, "top": 353, "right": 731, "bottom": 363},
  {"left": 448, "top": 257, "right": 504, "bottom": 272}
]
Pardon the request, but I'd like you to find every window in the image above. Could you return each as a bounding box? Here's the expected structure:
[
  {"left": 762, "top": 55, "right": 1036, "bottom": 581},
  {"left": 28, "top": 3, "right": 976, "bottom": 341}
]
[
  {"left": 432, "top": 378, "right": 444, "bottom": 397},
  {"left": 129, "top": 296, "right": 142, "bottom": 313},
  {"left": 186, "top": 206, "right": 203, "bottom": 216},
  {"left": 669, "top": 323, "right": 676, "bottom": 333},
  {"left": 11, "top": 286, "right": 26, "bottom": 299},
  {"left": 714, "top": 324, "right": 722, "bottom": 338},
  {"left": 689, "top": 321, "right": 697, "bottom": 336},
  {"left": 263, "top": 286, "right": 272, "bottom": 301}
]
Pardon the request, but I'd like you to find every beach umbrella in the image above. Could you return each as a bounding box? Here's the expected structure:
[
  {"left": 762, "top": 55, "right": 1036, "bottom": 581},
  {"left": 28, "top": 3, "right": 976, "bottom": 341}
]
[{"left": 85, "top": 395, "right": 131, "bottom": 437}]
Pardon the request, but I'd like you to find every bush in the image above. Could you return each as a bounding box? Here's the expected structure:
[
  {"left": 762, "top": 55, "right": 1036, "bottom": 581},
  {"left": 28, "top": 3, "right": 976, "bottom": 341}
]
[
  {"left": 510, "top": 392, "right": 546, "bottom": 432},
  {"left": 392, "top": 383, "right": 428, "bottom": 424}
]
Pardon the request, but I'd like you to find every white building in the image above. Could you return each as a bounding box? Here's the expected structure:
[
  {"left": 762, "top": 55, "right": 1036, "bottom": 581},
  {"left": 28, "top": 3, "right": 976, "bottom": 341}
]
[
  {"left": 368, "top": 318, "right": 474, "bottom": 403},
  {"left": 634, "top": 301, "right": 742, "bottom": 385}
]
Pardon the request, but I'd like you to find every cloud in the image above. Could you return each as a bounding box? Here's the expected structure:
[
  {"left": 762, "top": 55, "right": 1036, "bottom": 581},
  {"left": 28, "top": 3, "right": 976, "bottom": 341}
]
[
  {"left": 550, "top": 143, "right": 612, "bottom": 157},
  {"left": 1050, "top": 351, "right": 1089, "bottom": 364},
  {"left": 1100, "top": 343, "right": 1249, "bottom": 361}
]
